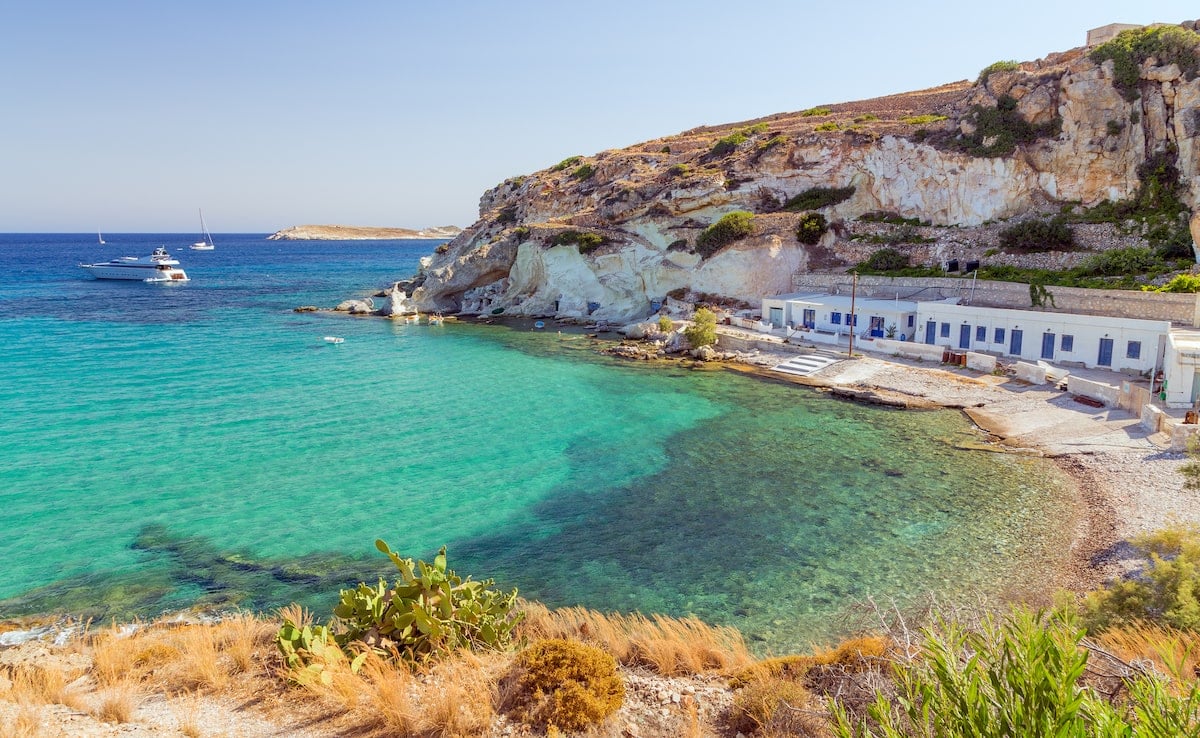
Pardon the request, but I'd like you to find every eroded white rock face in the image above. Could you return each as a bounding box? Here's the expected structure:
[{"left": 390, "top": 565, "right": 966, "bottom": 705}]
[{"left": 412, "top": 44, "right": 1200, "bottom": 320}]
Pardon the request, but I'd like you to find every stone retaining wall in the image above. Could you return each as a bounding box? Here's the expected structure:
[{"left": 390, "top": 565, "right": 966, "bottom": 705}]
[{"left": 790, "top": 275, "right": 1200, "bottom": 325}]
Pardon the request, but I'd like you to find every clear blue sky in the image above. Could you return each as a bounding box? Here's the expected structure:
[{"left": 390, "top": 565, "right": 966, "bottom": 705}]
[{"left": 2, "top": 1, "right": 1195, "bottom": 233}]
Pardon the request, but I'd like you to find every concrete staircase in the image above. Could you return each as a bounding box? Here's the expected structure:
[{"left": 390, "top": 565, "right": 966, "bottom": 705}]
[{"left": 771, "top": 353, "right": 844, "bottom": 377}]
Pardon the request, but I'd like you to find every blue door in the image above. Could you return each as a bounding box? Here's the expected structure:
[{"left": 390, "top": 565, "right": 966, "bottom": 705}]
[
  {"left": 802, "top": 309, "right": 815, "bottom": 329},
  {"left": 1098, "top": 338, "right": 1113, "bottom": 367},
  {"left": 925, "top": 321, "right": 936, "bottom": 345},
  {"left": 870, "top": 316, "right": 884, "bottom": 338},
  {"left": 1041, "top": 332, "right": 1055, "bottom": 360},
  {"left": 958, "top": 324, "right": 971, "bottom": 349},
  {"left": 1010, "top": 329, "right": 1023, "bottom": 356},
  {"left": 768, "top": 307, "right": 783, "bottom": 328}
]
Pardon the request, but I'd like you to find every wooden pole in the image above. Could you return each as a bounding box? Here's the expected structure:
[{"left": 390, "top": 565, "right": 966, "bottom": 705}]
[{"left": 848, "top": 272, "right": 857, "bottom": 357}]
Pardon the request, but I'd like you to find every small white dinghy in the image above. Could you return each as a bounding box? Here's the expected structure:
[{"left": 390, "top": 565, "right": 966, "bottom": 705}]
[{"left": 323, "top": 336, "right": 345, "bottom": 344}]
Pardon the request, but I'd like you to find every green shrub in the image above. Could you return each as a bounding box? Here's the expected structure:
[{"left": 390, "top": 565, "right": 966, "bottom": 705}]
[
  {"left": 783, "top": 185, "right": 855, "bottom": 212},
  {"left": 1106, "top": 119, "right": 1125, "bottom": 135},
  {"left": 506, "top": 639, "right": 624, "bottom": 732},
  {"left": 1078, "top": 247, "right": 1156, "bottom": 277},
  {"left": 997, "top": 216, "right": 1075, "bottom": 252},
  {"left": 276, "top": 541, "right": 521, "bottom": 668},
  {"left": 511, "top": 226, "right": 530, "bottom": 240},
  {"left": 667, "top": 163, "right": 690, "bottom": 178},
  {"left": 796, "top": 212, "right": 828, "bottom": 245},
  {"left": 551, "top": 230, "right": 606, "bottom": 254},
  {"left": 758, "top": 134, "right": 789, "bottom": 150},
  {"left": 1090, "top": 25, "right": 1200, "bottom": 101},
  {"left": 977, "top": 59, "right": 1021, "bottom": 84},
  {"left": 901, "top": 114, "right": 948, "bottom": 125},
  {"left": 859, "top": 212, "right": 928, "bottom": 227},
  {"left": 683, "top": 307, "right": 718, "bottom": 348},
  {"left": 570, "top": 163, "right": 595, "bottom": 181},
  {"left": 1150, "top": 273, "right": 1200, "bottom": 292},
  {"left": 1082, "top": 524, "right": 1200, "bottom": 631},
  {"left": 801, "top": 106, "right": 831, "bottom": 117},
  {"left": 859, "top": 248, "right": 910, "bottom": 272},
  {"left": 550, "top": 155, "right": 582, "bottom": 172},
  {"left": 854, "top": 114, "right": 879, "bottom": 123},
  {"left": 695, "top": 211, "right": 755, "bottom": 258},
  {"left": 657, "top": 314, "right": 674, "bottom": 332},
  {"left": 710, "top": 131, "right": 747, "bottom": 156},
  {"left": 815, "top": 121, "right": 840, "bottom": 132},
  {"left": 660, "top": 145, "right": 671, "bottom": 153}
]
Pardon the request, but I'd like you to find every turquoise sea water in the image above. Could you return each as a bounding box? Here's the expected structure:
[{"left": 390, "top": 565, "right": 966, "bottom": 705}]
[{"left": 0, "top": 234, "right": 1076, "bottom": 651}]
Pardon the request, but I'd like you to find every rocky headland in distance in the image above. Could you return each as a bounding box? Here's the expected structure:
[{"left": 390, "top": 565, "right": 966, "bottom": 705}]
[{"left": 267, "top": 224, "right": 462, "bottom": 241}]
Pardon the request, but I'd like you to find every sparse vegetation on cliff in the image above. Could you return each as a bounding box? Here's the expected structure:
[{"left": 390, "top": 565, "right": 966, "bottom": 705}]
[
  {"left": 1090, "top": 25, "right": 1200, "bottom": 101},
  {"left": 977, "top": 59, "right": 1021, "bottom": 84},
  {"left": 550, "top": 155, "right": 583, "bottom": 172},
  {"left": 710, "top": 123, "right": 769, "bottom": 157},
  {"left": 796, "top": 212, "right": 828, "bottom": 245},
  {"left": 695, "top": 211, "right": 755, "bottom": 258},
  {"left": 783, "top": 185, "right": 856, "bottom": 212},
  {"left": 954, "top": 94, "right": 1061, "bottom": 157},
  {"left": 552, "top": 230, "right": 607, "bottom": 254}
]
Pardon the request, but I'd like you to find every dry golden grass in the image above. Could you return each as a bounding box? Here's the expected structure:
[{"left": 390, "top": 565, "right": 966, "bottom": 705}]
[
  {"left": 94, "top": 682, "right": 140, "bottom": 724},
  {"left": 519, "top": 603, "right": 754, "bottom": 676},
  {"left": 417, "top": 650, "right": 501, "bottom": 736},
  {"left": 355, "top": 653, "right": 419, "bottom": 734},
  {"left": 4, "top": 663, "right": 86, "bottom": 710},
  {"left": 12, "top": 705, "right": 42, "bottom": 738},
  {"left": 219, "top": 612, "right": 274, "bottom": 674},
  {"left": 1094, "top": 623, "right": 1200, "bottom": 683},
  {"left": 730, "top": 676, "right": 817, "bottom": 736}
]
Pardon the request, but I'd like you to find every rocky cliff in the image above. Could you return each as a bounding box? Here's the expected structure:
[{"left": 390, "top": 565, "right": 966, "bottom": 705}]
[
  {"left": 412, "top": 22, "right": 1200, "bottom": 322},
  {"left": 268, "top": 224, "right": 461, "bottom": 240}
]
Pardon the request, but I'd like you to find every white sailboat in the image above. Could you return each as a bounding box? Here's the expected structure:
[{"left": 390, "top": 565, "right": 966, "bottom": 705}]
[
  {"left": 98, "top": 231, "right": 105, "bottom": 245},
  {"left": 190, "top": 209, "right": 215, "bottom": 250}
]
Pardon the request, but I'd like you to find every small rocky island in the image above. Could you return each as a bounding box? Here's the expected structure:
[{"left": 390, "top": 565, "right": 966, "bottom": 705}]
[{"left": 267, "top": 224, "right": 462, "bottom": 240}]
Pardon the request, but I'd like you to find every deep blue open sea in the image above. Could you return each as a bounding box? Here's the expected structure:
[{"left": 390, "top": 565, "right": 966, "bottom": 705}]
[{"left": 0, "top": 233, "right": 1076, "bottom": 651}]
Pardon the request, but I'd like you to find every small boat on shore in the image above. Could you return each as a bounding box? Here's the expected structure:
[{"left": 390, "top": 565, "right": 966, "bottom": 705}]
[
  {"left": 79, "top": 246, "right": 189, "bottom": 282},
  {"left": 428, "top": 314, "right": 445, "bottom": 326},
  {"left": 404, "top": 314, "right": 420, "bottom": 324},
  {"left": 323, "top": 336, "right": 344, "bottom": 344}
]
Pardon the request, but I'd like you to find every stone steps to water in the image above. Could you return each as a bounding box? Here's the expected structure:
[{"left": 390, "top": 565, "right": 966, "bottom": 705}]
[{"left": 771, "top": 354, "right": 844, "bottom": 377}]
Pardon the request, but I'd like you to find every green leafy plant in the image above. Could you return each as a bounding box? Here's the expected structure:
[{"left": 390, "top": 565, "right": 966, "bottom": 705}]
[
  {"left": 684, "top": 307, "right": 718, "bottom": 348},
  {"left": 832, "top": 611, "right": 1109, "bottom": 737},
  {"left": 1149, "top": 273, "right": 1200, "bottom": 293},
  {"left": 667, "top": 163, "right": 691, "bottom": 178},
  {"left": 815, "top": 121, "right": 840, "bottom": 132},
  {"left": 695, "top": 211, "right": 755, "bottom": 258},
  {"left": 977, "top": 59, "right": 1020, "bottom": 84},
  {"left": 783, "top": 186, "right": 855, "bottom": 212},
  {"left": 657, "top": 314, "right": 674, "bottom": 333},
  {"left": 801, "top": 106, "right": 831, "bottom": 117},
  {"left": 276, "top": 541, "right": 521, "bottom": 667},
  {"left": 570, "top": 163, "right": 596, "bottom": 181},
  {"left": 505, "top": 639, "right": 624, "bottom": 732},
  {"left": 796, "top": 212, "right": 828, "bottom": 245}
]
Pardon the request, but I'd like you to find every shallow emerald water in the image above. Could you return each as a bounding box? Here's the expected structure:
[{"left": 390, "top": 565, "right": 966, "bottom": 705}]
[{"left": 0, "top": 235, "right": 1076, "bottom": 652}]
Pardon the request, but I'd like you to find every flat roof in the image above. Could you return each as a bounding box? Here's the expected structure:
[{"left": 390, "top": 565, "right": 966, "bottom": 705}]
[{"left": 766, "top": 292, "right": 940, "bottom": 313}]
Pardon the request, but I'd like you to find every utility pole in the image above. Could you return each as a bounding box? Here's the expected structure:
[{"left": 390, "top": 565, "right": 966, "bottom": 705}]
[{"left": 848, "top": 272, "right": 857, "bottom": 357}]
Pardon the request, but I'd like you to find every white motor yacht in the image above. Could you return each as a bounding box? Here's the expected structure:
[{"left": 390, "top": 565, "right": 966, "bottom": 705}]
[{"left": 79, "top": 246, "right": 189, "bottom": 282}]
